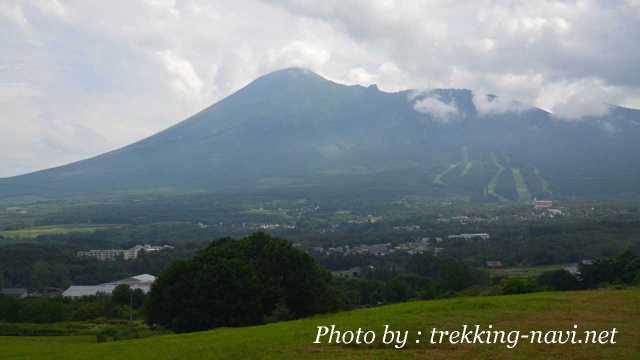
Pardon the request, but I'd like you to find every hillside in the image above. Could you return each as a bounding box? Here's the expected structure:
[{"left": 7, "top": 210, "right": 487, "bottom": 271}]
[
  {"left": 0, "top": 287, "right": 638, "bottom": 359},
  {"left": 2, "top": 68, "right": 640, "bottom": 201}
]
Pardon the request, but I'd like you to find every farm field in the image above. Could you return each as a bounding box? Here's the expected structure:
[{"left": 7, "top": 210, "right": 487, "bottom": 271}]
[
  {"left": 485, "top": 264, "right": 574, "bottom": 278},
  {"left": 0, "top": 287, "right": 637, "bottom": 359},
  {"left": 0, "top": 225, "right": 117, "bottom": 239}
]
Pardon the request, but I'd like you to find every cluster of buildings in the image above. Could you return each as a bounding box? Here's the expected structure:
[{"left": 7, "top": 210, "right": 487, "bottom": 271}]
[
  {"left": 311, "top": 233, "right": 492, "bottom": 258},
  {"left": 533, "top": 199, "right": 554, "bottom": 209},
  {"left": 346, "top": 215, "right": 382, "bottom": 225},
  {"left": 62, "top": 274, "right": 157, "bottom": 298},
  {"left": 77, "top": 244, "right": 174, "bottom": 261},
  {"left": 235, "top": 223, "right": 297, "bottom": 231},
  {"left": 532, "top": 199, "right": 566, "bottom": 218},
  {"left": 436, "top": 216, "right": 496, "bottom": 224},
  {"left": 392, "top": 225, "right": 422, "bottom": 232},
  {"left": 447, "top": 233, "right": 491, "bottom": 240},
  {"left": 312, "top": 237, "right": 446, "bottom": 257},
  {"left": 256, "top": 223, "right": 297, "bottom": 230}
]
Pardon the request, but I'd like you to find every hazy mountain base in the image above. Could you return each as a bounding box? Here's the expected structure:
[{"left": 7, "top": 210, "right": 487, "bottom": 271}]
[
  {"left": 0, "top": 287, "right": 637, "bottom": 359},
  {"left": 1, "top": 68, "right": 640, "bottom": 201}
]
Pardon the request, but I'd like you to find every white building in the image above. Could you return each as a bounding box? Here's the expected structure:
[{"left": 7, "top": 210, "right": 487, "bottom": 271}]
[
  {"left": 77, "top": 244, "right": 174, "bottom": 261},
  {"left": 62, "top": 284, "right": 117, "bottom": 298},
  {"left": 62, "top": 274, "right": 157, "bottom": 298},
  {"left": 447, "top": 233, "right": 491, "bottom": 240}
]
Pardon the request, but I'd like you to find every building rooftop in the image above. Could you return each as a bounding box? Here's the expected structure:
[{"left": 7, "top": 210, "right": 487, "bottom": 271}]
[
  {"left": 63, "top": 274, "right": 157, "bottom": 297},
  {"left": 131, "top": 274, "right": 156, "bottom": 282},
  {"left": 1, "top": 288, "right": 29, "bottom": 298},
  {"left": 62, "top": 285, "right": 116, "bottom": 298}
]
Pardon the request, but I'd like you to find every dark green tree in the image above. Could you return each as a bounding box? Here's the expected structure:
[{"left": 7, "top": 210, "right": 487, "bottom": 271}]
[
  {"left": 537, "top": 270, "right": 580, "bottom": 291},
  {"left": 145, "top": 233, "right": 338, "bottom": 332},
  {"left": 131, "top": 288, "right": 145, "bottom": 309},
  {"left": 112, "top": 284, "right": 131, "bottom": 306}
]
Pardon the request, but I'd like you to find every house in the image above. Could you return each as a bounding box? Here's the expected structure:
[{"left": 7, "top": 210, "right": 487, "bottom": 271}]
[
  {"left": 354, "top": 243, "right": 392, "bottom": 256},
  {"left": 103, "top": 274, "right": 157, "bottom": 293},
  {"left": 447, "top": 233, "right": 491, "bottom": 240},
  {"left": 30, "top": 287, "right": 64, "bottom": 298},
  {"left": 63, "top": 274, "right": 157, "bottom": 298},
  {"left": 77, "top": 249, "right": 128, "bottom": 261},
  {"left": 0, "top": 288, "right": 29, "bottom": 299},
  {"left": 547, "top": 209, "right": 563, "bottom": 216},
  {"left": 332, "top": 267, "right": 362, "bottom": 279},
  {"left": 563, "top": 264, "right": 580, "bottom": 275},
  {"left": 533, "top": 199, "right": 553, "bottom": 209},
  {"left": 485, "top": 261, "right": 503, "bottom": 268}
]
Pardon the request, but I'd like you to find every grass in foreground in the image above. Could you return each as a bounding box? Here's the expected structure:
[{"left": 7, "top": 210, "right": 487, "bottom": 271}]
[{"left": 0, "top": 287, "right": 638, "bottom": 359}]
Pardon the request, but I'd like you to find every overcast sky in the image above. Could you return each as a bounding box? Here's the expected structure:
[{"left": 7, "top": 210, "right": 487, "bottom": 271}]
[{"left": 1, "top": 0, "right": 639, "bottom": 177}]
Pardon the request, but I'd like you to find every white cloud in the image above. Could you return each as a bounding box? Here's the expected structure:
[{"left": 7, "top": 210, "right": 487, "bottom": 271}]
[
  {"left": 472, "top": 93, "right": 530, "bottom": 115},
  {"left": 413, "top": 96, "right": 459, "bottom": 123},
  {"left": 0, "top": 3, "right": 28, "bottom": 27},
  {"left": 33, "top": 0, "right": 67, "bottom": 18},
  {"left": 0, "top": 83, "right": 110, "bottom": 177},
  {"left": 346, "top": 67, "right": 375, "bottom": 86},
  {"left": 537, "top": 78, "right": 614, "bottom": 119},
  {"left": 156, "top": 50, "right": 204, "bottom": 101},
  {"left": 268, "top": 41, "right": 331, "bottom": 69}
]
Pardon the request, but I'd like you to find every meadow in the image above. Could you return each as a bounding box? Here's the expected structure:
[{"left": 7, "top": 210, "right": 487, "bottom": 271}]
[
  {"left": 0, "top": 225, "right": 117, "bottom": 239},
  {"left": 0, "top": 287, "right": 637, "bottom": 359}
]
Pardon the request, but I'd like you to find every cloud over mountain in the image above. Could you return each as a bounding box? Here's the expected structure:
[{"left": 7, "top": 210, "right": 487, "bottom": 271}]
[{"left": 413, "top": 96, "right": 460, "bottom": 123}]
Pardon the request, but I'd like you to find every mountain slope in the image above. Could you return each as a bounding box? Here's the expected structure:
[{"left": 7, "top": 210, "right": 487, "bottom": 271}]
[{"left": 2, "top": 68, "right": 640, "bottom": 200}]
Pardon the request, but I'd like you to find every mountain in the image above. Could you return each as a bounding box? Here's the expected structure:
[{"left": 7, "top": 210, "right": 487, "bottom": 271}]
[{"left": 2, "top": 67, "right": 640, "bottom": 201}]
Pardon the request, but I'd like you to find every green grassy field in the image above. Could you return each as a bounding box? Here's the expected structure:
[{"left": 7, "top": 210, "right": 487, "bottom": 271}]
[
  {"left": 512, "top": 168, "right": 532, "bottom": 202},
  {"left": 534, "top": 167, "right": 552, "bottom": 195},
  {"left": 486, "top": 264, "right": 573, "bottom": 278},
  {"left": 459, "top": 146, "right": 473, "bottom": 177},
  {"left": 0, "top": 287, "right": 637, "bottom": 359},
  {"left": 433, "top": 164, "right": 458, "bottom": 185},
  {"left": 0, "top": 225, "right": 116, "bottom": 239},
  {"left": 487, "top": 153, "right": 508, "bottom": 202},
  {"left": 461, "top": 161, "right": 473, "bottom": 177}
]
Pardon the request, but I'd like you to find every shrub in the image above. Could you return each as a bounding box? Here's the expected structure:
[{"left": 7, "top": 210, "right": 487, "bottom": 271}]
[{"left": 500, "top": 277, "right": 539, "bottom": 295}]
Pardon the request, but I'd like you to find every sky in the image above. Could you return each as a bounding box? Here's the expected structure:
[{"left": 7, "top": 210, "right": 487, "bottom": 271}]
[{"left": 1, "top": 0, "right": 639, "bottom": 177}]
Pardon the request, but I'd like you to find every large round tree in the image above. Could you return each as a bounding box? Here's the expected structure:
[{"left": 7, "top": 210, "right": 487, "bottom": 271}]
[{"left": 145, "top": 232, "right": 338, "bottom": 332}]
